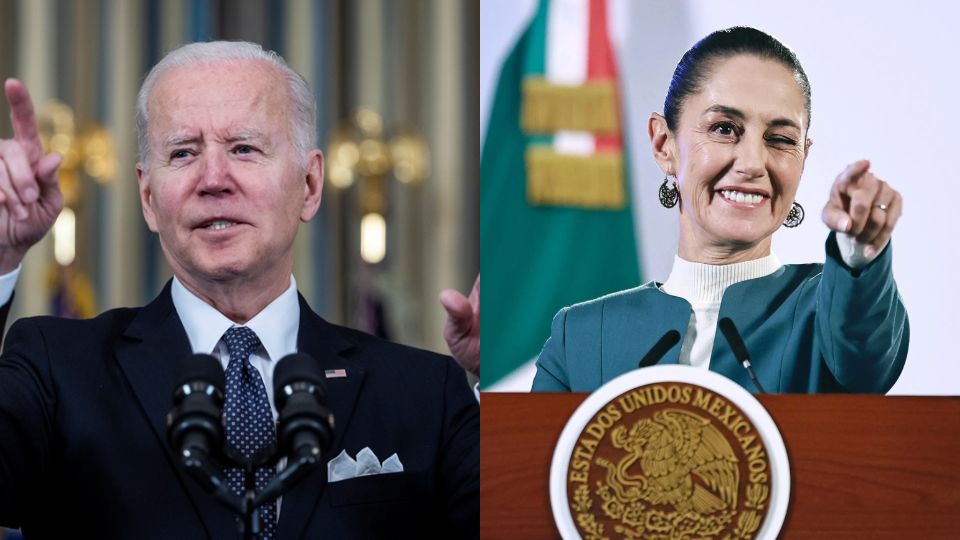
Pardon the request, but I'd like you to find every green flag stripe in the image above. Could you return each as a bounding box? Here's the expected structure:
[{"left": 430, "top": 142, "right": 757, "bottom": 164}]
[{"left": 481, "top": 0, "right": 641, "bottom": 388}]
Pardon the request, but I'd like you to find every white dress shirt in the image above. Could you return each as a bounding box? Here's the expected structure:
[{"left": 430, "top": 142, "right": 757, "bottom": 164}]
[
  {"left": 171, "top": 275, "right": 301, "bottom": 421},
  {"left": 0, "top": 266, "right": 19, "bottom": 308}
]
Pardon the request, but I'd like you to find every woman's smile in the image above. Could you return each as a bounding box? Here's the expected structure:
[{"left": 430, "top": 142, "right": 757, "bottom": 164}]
[
  {"left": 715, "top": 187, "right": 770, "bottom": 209},
  {"left": 650, "top": 54, "right": 808, "bottom": 262}
]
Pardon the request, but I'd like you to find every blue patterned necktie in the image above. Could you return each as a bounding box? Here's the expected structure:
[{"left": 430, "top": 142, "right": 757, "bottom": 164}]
[{"left": 222, "top": 326, "right": 277, "bottom": 539}]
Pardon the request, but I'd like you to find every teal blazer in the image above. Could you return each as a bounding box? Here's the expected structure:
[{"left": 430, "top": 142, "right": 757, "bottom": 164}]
[{"left": 532, "top": 235, "right": 909, "bottom": 394}]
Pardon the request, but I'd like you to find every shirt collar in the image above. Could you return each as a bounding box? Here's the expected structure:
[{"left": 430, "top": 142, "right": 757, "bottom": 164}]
[{"left": 171, "top": 275, "right": 300, "bottom": 361}]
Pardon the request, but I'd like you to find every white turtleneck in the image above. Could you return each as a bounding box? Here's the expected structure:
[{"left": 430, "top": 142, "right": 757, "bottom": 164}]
[
  {"left": 661, "top": 253, "right": 782, "bottom": 368},
  {"left": 660, "top": 233, "right": 879, "bottom": 369}
]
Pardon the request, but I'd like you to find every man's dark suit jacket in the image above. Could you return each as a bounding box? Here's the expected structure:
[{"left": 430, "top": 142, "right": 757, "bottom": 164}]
[{"left": 0, "top": 282, "right": 479, "bottom": 539}]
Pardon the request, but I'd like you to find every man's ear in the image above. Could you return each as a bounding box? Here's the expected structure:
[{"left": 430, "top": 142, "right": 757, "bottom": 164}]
[
  {"left": 136, "top": 163, "right": 159, "bottom": 233},
  {"left": 648, "top": 112, "right": 678, "bottom": 176},
  {"left": 300, "top": 150, "right": 324, "bottom": 222}
]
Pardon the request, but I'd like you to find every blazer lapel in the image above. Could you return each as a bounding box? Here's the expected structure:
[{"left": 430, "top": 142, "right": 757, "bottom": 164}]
[
  {"left": 600, "top": 287, "right": 690, "bottom": 383},
  {"left": 277, "top": 295, "right": 364, "bottom": 540},
  {"left": 115, "top": 282, "right": 236, "bottom": 539},
  {"left": 716, "top": 266, "right": 802, "bottom": 394}
]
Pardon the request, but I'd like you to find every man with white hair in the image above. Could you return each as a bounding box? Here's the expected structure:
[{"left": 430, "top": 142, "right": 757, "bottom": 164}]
[{"left": 0, "top": 41, "right": 478, "bottom": 539}]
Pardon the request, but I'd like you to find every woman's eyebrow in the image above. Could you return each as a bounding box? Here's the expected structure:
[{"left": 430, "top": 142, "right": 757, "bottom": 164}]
[
  {"left": 704, "top": 105, "right": 800, "bottom": 129},
  {"left": 703, "top": 104, "right": 745, "bottom": 119}
]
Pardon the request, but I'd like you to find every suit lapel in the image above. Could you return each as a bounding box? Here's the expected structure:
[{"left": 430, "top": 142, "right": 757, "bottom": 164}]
[
  {"left": 116, "top": 282, "right": 236, "bottom": 539},
  {"left": 277, "top": 295, "right": 364, "bottom": 540},
  {"left": 116, "top": 283, "right": 188, "bottom": 445},
  {"left": 116, "top": 285, "right": 368, "bottom": 539}
]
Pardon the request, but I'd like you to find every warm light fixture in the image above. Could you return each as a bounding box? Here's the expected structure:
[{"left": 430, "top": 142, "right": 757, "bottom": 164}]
[
  {"left": 53, "top": 207, "right": 76, "bottom": 266},
  {"left": 326, "top": 108, "right": 429, "bottom": 265},
  {"left": 360, "top": 212, "right": 386, "bottom": 264}
]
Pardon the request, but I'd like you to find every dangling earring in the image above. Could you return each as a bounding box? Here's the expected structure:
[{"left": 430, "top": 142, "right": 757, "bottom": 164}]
[
  {"left": 659, "top": 176, "right": 679, "bottom": 208},
  {"left": 784, "top": 201, "right": 804, "bottom": 228}
]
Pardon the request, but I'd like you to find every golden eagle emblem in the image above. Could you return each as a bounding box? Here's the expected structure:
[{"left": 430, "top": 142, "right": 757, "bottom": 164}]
[
  {"left": 597, "top": 408, "right": 739, "bottom": 516},
  {"left": 564, "top": 382, "right": 774, "bottom": 540}
]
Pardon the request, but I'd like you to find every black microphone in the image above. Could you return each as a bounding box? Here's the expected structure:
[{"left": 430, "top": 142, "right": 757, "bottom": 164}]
[
  {"left": 166, "top": 354, "right": 243, "bottom": 514},
  {"left": 273, "top": 353, "right": 335, "bottom": 460},
  {"left": 718, "top": 318, "right": 766, "bottom": 394},
  {"left": 167, "top": 353, "right": 226, "bottom": 463},
  {"left": 638, "top": 330, "right": 682, "bottom": 368},
  {"left": 254, "top": 354, "right": 335, "bottom": 507}
]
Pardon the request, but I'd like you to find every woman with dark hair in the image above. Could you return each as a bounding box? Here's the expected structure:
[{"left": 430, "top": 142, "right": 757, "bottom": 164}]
[{"left": 532, "top": 27, "right": 908, "bottom": 393}]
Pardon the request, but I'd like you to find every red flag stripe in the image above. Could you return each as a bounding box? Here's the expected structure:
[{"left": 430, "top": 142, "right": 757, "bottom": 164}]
[{"left": 586, "top": 0, "right": 621, "bottom": 153}]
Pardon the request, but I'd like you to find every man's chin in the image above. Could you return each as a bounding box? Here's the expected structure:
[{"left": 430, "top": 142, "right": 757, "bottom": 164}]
[{"left": 191, "top": 261, "right": 253, "bottom": 283}]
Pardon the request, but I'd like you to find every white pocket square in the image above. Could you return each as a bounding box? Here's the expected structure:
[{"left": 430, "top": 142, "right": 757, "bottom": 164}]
[{"left": 327, "top": 447, "right": 404, "bottom": 482}]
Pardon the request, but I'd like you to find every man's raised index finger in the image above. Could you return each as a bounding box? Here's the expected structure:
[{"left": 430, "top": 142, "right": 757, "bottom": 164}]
[{"left": 4, "top": 79, "right": 43, "bottom": 162}]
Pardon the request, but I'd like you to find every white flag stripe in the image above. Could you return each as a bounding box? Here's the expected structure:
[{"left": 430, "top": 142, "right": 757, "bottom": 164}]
[
  {"left": 553, "top": 131, "right": 596, "bottom": 155},
  {"left": 545, "top": 0, "right": 588, "bottom": 85},
  {"left": 546, "top": 0, "right": 597, "bottom": 156}
]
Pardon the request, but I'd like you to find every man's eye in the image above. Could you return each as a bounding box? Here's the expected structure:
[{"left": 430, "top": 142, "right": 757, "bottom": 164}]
[
  {"left": 171, "top": 150, "right": 191, "bottom": 160},
  {"left": 233, "top": 145, "right": 255, "bottom": 154}
]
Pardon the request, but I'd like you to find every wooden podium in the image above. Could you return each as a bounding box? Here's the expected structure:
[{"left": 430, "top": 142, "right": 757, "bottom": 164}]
[{"left": 481, "top": 393, "right": 960, "bottom": 539}]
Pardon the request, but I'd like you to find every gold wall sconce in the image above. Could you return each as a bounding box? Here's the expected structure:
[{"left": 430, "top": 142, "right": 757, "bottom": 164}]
[
  {"left": 35, "top": 101, "right": 114, "bottom": 318},
  {"left": 326, "top": 108, "right": 428, "bottom": 264}
]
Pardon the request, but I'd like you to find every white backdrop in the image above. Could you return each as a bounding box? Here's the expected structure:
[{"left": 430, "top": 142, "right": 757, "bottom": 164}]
[{"left": 481, "top": 0, "right": 960, "bottom": 395}]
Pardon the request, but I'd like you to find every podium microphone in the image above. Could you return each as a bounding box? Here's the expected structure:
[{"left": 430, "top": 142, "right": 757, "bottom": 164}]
[
  {"left": 254, "top": 353, "right": 335, "bottom": 507},
  {"left": 638, "top": 330, "right": 682, "bottom": 368},
  {"left": 273, "top": 353, "right": 334, "bottom": 460},
  {"left": 167, "top": 354, "right": 225, "bottom": 463},
  {"left": 166, "top": 354, "right": 241, "bottom": 511},
  {"left": 718, "top": 318, "right": 767, "bottom": 394}
]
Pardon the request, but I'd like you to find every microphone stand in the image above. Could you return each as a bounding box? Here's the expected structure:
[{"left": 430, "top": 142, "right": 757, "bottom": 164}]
[
  {"left": 169, "top": 353, "right": 333, "bottom": 539},
  {"left": 180, "top": 443, "right": 320, "bottom": 540},
  {"left": 253, "top": 446, "right": 323, "bottom": 510},
  {"left": 179, "top": 446, "right": 244, "bottom": 516},
  {"left": 240, "top": 460, "right": 262, "bottom": 540}
]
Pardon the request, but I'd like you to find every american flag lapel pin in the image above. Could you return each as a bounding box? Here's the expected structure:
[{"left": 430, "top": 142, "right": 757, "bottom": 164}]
[{"left": 324, "top": 368, "right": 348, "bottom": 379}]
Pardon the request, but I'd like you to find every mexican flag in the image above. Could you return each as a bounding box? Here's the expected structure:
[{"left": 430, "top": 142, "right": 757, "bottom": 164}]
[{"left": 481, "top": 0, "right": 641, "bottom": 389}]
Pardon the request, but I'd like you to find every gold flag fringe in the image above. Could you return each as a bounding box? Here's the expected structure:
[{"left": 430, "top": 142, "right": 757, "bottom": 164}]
[
  {"left": 521, "top": 78, "right": 619, "bottom": 134},
  {"left": 526, "top": 147, "right": 626, "bottom": 210}
]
